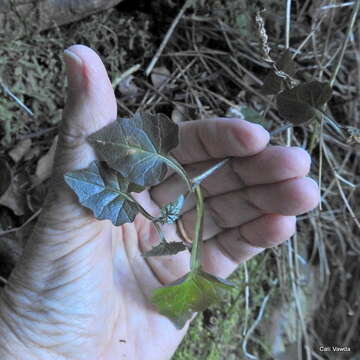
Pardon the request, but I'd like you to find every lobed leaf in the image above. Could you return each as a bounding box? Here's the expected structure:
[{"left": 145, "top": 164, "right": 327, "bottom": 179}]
[
  {"left": 226, "top": 106, "right": 266, "bottom": 127},
  {"left": 64, "top": 161, "right": 144, "bottom": 226},
  {"left": 88, "top": 112, "right": 179, "bottom": 187},
  {"left": 238, "top": 106, "right": 266, "bottom": 127},
  {"left": 276, "top": 81, "right": 332, "bottom": 124},
  {"left": 150, "top": 270, "right": 234, "bottom": 329},
  {"left": 261, "top": 50, "right": 297, "bottom": 95},
  {"left": 142, "top": 241, "right": 187, "bottom": 258},
  {"left": 157, "top": 194, "right": 185, "bottom": 224}
]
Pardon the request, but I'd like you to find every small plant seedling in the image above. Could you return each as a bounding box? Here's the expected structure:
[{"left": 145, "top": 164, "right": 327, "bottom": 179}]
[
  {"left": 256, "top": 10, "right": 334, "bottom": 128},
  {"left": 64, "top": 112, "right": 235, "bottom": 328}
]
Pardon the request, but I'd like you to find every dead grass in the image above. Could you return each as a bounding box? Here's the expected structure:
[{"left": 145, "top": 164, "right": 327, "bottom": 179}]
[{"left": 0, "top": 0, "right": 359, "bottom": 359}]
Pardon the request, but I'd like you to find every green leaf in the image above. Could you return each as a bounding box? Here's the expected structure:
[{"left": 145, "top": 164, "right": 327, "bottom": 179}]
[
  {"left": 241, "top": 106, "right": 266, "bottom": 127},
  {"left": 276, "top": 81, "right": 332, "bottom": 124},
  {"left": 151, "top": 270, "right": 234, "bottom": 329},
  {"left": 88, "top": 112, "right": 179, "bottom": 187},
  {"left": 157, "top": 194, "right": 185, "bottom": 224},
  {"left": 227, "top": 106, "right": 266, "bottom": 127},
  {"left": 261, "top": 50, "right": 297, "bottom": 95},
  {"left": 64, "top": 161, "right": 144, "bottom": 226},
  {"left": 142, "top": 241, "right": 187, "bottom": 258}
]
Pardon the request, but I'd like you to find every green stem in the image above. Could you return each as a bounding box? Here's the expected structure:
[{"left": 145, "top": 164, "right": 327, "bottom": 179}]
[
  {"left": 127, "top": 193, "right": 157, "bottom": 221},
  {"left": 128, "top": 194, "right": 167, "bottom": 243},
  {"left": 127, "top": 192, "right": 175, "bottom": 244},
  {"left": 153, "top": 222, "right": 167, "bottom": 243},
  {"left": 164, "top": 155, "right": 193, "bottom": 192},
  {"left": 190, "top": 185, "right": 205, "bottom": 271}
]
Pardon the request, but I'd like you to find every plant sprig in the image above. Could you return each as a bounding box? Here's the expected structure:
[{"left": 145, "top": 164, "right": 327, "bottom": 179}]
[
  {"left": 64, "top": 112, "right": 235, "bottom": 328},
  {"left": 63, "top": 52, "right": 338, "bottom": 327}
]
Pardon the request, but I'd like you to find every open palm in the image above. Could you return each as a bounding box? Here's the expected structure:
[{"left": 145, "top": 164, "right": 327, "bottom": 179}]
[{"left": 0, "top": 45, "right": 319, "bottom": 360}]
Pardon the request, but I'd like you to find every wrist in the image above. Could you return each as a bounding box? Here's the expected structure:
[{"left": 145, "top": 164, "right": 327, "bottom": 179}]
[
  {"left": 0, "top": 289, "right": 23, "bottom": 359},
  {"left": 0, "top": 288, "right": 63, "bottom": 360}
]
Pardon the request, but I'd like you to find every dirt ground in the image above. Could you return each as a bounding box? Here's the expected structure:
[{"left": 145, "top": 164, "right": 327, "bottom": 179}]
[{"left": 0, "top": 1, "right": 359, "bottom": 359}]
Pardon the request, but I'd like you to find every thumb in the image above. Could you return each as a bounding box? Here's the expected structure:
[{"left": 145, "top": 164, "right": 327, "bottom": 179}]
[
  {"left": 54, "top": 44, "right": 117, "bottom": 179},
  {"left": 4, "top": 45, "right": 117, "bottom": 294},
  {"left": 0, "top": 46, "right": 119, "bottom": 352}
]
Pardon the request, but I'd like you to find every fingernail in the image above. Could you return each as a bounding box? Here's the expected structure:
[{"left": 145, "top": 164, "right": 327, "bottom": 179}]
[{"left": 64, "top": 49, "right": 84, "bottom": 92}]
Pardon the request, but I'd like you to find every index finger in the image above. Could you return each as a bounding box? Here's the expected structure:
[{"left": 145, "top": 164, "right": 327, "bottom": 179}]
[{"left": 172, "top": 117, "right": 270, "bottom": 164}]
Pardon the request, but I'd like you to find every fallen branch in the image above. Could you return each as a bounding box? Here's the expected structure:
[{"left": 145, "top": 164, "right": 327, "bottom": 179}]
[{"left": 0, "top": 0, "right": 124, "bottom": 40}]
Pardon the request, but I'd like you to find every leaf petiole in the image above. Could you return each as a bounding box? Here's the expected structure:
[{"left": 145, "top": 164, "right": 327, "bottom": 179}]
[
  {"left": 315, "top": 109, "right": 346, "bottom": 139},
  {"left": 127, "top": 193, "right": 157, "bottom": 222},
  {"left": 127, "top": 194, "right": 168, "bottom": 244},
  {"left": 153, "top": 221, "right": 167, "bottom": 243},
  {"left": 163, "top": 155, "right": 193, "bottom": 192}
]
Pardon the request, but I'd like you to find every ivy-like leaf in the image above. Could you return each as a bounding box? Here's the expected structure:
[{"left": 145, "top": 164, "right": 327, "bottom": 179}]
[
  {"left": 142, "top": 241, "right": 187, "bottom": 258},
  {"left": 150, "top": 270, "right": 234, "bottom": 329},
  {"left": 238, "top": 106, "right": 266, "bottom": 127},
  {"left": 157, "top": 194, "right": 185, "bottom": 224},
  {"left": 276, "top": 81, "right": 332, "bottom": 124},
  {"left": 64, "top": 161, "right": 144, "bottom": 226},
  {"left": 226, "top": 106, "right": 266, "bottom": 127},
  {"left": 88, "top": 112, "right": 179, "bottom": 187},
  {"left": 261, "top": 50, "right": 297, "bottom": 95}
]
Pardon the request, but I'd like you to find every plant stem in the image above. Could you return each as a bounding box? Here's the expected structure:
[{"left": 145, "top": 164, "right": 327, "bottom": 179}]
[
  {"left": 153, "top": 222, "right": 167, "bottom": 243},
  {"left": 190, "top": 185, "right": 205, "bottom": 271},
  {"left": 128, "top": 194, "right": 168, "bottom": 243},
  {"left": 127, "top": 193, "right": 157, "bottom": 221},
  {"left": 164, "top": 155, "right": 193, "bottom": 192}
]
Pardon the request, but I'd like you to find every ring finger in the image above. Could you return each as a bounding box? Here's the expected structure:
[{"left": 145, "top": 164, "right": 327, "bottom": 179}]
[{"left": 177, "top": 177, "right": 319, "bottom": 241}]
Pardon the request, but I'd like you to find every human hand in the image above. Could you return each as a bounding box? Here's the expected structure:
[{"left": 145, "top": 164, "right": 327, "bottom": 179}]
[{"left": 0, "top": 45, "right": 319, "bottom": 360}]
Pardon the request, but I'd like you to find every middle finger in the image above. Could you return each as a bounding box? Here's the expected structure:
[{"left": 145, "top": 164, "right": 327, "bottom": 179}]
[
  {"left": 178, "top": 177, "right": 319, "bottom": 241},
  {"left": 151, "top": 145, "right": 311, "bottom": 212}
]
